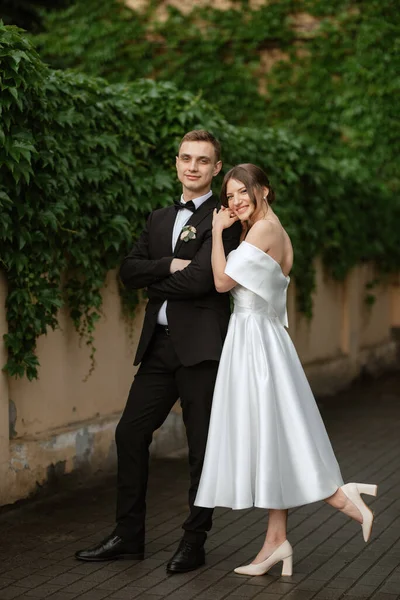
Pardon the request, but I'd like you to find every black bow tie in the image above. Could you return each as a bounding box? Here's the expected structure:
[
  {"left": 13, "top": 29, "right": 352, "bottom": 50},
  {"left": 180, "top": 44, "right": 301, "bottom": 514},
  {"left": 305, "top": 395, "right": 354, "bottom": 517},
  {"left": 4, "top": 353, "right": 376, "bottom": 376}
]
[{"left": 173, "top": 199, "right": 196, "bottom": 213}]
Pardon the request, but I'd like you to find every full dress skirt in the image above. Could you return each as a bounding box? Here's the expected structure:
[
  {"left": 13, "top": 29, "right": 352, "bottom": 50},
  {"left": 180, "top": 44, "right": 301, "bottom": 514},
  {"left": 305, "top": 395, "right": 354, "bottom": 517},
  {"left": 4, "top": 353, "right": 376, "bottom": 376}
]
[{"left": 195, "top": 241, "right": 343, "bottom": 510}]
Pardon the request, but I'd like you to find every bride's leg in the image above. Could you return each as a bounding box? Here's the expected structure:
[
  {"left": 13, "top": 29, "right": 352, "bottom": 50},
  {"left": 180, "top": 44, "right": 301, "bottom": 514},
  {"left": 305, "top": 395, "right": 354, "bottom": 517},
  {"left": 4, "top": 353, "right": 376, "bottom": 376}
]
[
  {"left": 325, "top": 483, "right": 378, "bottom": 542},
  {"left": 324, "top": 488, "right": 363, "bottom": 523},
  {"left": 252, "top": 509, "right": 288, "bottom": 564}
]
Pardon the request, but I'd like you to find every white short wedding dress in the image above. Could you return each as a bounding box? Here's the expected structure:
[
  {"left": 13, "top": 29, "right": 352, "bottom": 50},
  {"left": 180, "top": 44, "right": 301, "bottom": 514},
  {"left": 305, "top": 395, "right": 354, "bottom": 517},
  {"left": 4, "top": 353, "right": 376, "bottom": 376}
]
[{"left": 195, "top": 241, "right": 343, "bottom": 510}]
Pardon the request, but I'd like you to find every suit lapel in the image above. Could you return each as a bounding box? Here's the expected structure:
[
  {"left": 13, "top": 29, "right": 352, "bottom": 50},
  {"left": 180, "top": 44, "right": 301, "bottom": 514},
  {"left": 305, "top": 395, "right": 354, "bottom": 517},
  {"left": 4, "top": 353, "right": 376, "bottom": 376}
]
[
  {"left": 157, "top": 206, "right": 177, "bottom": 255},
  {"left": 173, "top": 195, "right": 217, "bottom": 256}
]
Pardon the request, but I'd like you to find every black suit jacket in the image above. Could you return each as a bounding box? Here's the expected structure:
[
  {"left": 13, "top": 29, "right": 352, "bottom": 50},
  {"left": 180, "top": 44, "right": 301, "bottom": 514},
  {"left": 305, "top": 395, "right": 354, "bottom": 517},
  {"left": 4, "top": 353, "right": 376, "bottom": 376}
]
[{"left": 119, "top": 195, "right": 242, "bottom": 366}]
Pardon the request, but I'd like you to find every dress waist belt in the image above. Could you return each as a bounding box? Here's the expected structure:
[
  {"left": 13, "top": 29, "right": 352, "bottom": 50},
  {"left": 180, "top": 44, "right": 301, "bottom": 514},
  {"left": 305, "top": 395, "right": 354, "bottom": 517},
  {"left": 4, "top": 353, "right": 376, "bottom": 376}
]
[{"left": 233, "top": 306, "right": 279, "bottom": 319}]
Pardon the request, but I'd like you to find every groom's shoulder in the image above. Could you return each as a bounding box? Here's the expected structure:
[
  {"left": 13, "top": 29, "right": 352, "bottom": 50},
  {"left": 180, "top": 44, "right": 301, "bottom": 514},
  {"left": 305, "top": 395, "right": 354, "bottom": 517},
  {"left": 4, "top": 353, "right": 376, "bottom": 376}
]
[{"left": 148, "top": 205, "right": 174, "bottom": 219}]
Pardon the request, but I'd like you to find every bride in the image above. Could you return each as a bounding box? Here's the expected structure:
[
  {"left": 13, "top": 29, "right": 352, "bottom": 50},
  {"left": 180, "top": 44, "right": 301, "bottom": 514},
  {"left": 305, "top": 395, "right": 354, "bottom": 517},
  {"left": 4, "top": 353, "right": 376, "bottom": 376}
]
[{"left": 194, "top": 163, "right": 377, "bottom": 577}]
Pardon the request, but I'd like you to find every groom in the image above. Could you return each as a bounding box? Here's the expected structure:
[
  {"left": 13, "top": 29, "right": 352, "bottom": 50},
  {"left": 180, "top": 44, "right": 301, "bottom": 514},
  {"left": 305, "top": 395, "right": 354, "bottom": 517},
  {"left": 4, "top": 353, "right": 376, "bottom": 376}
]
[{"left": 75, "top": 130, "right": 241, "bottom": 573}]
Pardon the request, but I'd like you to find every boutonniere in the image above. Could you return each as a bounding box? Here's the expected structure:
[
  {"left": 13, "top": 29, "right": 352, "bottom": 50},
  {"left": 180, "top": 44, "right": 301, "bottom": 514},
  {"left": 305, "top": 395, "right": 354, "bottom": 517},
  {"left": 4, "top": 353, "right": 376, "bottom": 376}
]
[{"left": 180, "top": 225, "right": 197, "bottom": 242}]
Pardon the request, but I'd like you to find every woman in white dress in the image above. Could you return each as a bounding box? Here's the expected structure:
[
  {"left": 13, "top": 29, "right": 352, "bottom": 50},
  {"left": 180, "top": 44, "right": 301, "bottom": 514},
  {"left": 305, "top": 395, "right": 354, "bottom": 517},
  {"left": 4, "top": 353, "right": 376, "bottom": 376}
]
[{"left": 194, "top": 163, "right": 377, "bottom": 577}]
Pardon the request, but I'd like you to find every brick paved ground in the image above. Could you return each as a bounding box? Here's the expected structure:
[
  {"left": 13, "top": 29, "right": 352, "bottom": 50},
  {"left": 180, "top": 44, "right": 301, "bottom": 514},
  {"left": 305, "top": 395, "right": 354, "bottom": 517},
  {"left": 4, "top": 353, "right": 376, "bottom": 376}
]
[{"left": 0, "top": 372, "right": 399, "bottom": 600}]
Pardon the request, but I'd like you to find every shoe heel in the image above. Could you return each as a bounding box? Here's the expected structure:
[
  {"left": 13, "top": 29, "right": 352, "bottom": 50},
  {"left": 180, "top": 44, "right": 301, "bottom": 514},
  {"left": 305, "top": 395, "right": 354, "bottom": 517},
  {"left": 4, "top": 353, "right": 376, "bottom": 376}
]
[
  {"left": 356, "top": 484, "right": 378, "bottom": 497},
  {"left": 281, "top": 554, "right": 293, "bottom": 576}
]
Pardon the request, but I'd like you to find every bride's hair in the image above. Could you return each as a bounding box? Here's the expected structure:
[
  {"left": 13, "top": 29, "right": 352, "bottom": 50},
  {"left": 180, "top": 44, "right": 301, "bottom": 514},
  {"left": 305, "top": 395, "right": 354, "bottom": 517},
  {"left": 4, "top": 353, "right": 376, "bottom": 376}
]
[{"left": 220, "top": 163, "right": 275, "bottom": 208}]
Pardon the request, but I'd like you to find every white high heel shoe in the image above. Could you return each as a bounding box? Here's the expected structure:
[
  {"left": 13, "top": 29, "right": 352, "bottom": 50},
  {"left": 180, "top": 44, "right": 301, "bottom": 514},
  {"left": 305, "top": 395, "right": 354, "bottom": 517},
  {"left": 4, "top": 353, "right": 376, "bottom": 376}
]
[
  {"left": 341, "top": 483, "right": 378, "bottom": 542},
  {"left": 234, "top": 540, "right": 293, "bottom": 576}
]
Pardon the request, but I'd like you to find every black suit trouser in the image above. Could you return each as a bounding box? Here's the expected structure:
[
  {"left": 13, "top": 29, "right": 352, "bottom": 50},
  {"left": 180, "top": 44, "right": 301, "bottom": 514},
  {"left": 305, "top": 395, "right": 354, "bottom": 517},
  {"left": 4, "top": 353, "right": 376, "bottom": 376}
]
[{"left": 115, "top": 327, "right": 217, "bottom": 546}]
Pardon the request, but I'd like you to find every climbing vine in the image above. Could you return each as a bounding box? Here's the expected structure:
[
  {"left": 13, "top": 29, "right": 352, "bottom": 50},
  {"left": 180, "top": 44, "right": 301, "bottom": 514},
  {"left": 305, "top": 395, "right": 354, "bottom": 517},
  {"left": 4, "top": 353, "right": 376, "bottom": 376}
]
[
  {"left": 31, "top": 0, "right": 400, "bottom": 189},
  {"left": 0, "top": 22, "right": 398, "bottom": 380}
]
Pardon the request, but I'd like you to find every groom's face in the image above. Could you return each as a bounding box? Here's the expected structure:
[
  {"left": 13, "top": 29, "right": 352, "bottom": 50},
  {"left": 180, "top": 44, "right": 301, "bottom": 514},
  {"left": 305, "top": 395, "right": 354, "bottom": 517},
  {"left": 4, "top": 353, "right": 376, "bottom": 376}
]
[{"left": 176, "top": 141, "right": 222, "bottom": 200}]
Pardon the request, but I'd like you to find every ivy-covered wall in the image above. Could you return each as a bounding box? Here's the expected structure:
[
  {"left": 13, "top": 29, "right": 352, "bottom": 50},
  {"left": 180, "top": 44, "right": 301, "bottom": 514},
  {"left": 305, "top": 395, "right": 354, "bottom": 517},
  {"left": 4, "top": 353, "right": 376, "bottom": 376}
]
[
  {"left": 31, "top": 0, "right": 400, "bottom": 190},
  {"left": 0, "top": 22, "right": 399, "bottom": 380}
]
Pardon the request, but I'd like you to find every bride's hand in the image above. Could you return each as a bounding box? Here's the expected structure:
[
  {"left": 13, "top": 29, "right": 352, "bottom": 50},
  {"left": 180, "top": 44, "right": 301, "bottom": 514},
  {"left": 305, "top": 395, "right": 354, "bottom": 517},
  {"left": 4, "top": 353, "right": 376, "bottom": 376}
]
[{"left": 213, "top": 207, "right": 238, "bottom": 231}]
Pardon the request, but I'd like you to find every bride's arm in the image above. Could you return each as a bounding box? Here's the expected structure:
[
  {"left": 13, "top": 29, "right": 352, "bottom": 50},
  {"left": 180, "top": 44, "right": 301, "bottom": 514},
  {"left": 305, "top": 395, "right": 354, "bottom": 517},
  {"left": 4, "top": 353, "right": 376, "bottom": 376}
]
[{"left": 212, "top": 208, "right": 238, "bottom": 293}]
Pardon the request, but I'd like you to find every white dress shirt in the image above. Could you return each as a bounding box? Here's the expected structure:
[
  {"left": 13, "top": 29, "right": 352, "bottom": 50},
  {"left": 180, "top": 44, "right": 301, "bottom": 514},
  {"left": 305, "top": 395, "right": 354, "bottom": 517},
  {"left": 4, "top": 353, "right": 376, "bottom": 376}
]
[{"left": 157, "top": 190, "right": 213, "bottom": 326}]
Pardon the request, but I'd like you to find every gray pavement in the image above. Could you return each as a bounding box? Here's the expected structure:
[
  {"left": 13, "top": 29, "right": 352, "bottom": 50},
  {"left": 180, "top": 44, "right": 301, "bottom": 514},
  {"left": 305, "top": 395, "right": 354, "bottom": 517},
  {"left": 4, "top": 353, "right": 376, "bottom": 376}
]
[{"left": 0, "top": 372, "right": 400, "bottom": 600}]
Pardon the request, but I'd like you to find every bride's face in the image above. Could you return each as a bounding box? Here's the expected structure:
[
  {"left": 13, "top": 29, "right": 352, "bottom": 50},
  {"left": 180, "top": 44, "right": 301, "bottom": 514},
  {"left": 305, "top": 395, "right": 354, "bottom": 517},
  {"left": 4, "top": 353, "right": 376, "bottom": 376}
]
[{"left": 226, "top": 178, "right": 261, "bottom": 221}]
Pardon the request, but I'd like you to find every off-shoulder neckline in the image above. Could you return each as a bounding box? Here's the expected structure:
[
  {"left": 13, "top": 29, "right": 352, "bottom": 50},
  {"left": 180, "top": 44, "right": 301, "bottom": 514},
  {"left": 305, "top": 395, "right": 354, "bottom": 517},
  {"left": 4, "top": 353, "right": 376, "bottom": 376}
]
[{"left": 240, "top": 241, "right": 291, "bottom": 280}]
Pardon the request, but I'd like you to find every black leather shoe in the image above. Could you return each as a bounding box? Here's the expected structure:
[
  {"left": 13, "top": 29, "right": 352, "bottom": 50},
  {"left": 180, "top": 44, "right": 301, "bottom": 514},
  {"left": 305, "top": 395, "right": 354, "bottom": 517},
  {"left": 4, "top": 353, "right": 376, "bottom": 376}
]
[
  {"left": 166, "top": 539, "right": 205, "bottom": 573},
  {"left": 75, "top": 534, "right": 144, "bottom": 562}
]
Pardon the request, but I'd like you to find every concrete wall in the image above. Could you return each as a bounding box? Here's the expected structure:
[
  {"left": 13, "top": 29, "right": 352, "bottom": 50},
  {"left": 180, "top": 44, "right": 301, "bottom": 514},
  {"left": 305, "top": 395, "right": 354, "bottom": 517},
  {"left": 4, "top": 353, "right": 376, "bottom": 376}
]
[{"left": 0, "top": 263, "right": 398, "bottom": 506}]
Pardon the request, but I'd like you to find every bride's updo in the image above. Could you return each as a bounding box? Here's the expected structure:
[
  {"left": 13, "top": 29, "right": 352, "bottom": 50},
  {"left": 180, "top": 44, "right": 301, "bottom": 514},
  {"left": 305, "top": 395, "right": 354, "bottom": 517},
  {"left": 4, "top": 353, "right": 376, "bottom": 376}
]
[{"left": 220, "top": 163, "right": 275, "bottom": 208}]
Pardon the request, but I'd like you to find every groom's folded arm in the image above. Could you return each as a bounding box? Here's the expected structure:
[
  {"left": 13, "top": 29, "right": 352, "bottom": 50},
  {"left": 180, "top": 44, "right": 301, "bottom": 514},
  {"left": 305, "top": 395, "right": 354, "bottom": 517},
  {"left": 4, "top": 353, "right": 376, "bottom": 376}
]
[
  {"left": 147, "top": 225, "right": 240, "bottom": 301},
  {"left": 119, "top": 214, "right": 173, "bottom": 290},
  {"left": 147, "top": 234, "right": 214, "bottom": 300}
]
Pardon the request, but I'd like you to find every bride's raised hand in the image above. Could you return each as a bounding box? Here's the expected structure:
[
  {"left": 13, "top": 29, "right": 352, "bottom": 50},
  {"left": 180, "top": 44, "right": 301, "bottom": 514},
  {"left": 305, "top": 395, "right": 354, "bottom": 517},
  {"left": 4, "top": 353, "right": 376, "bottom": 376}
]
[{"left": 213, "top": 207, "right": 238, "bottom": 232}]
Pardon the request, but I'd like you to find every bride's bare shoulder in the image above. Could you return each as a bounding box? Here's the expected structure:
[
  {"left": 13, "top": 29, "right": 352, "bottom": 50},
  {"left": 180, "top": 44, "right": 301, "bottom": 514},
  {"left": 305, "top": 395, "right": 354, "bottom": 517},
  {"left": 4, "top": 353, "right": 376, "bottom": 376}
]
[{"left": 245, "top": 219, "right": 280, "bottom": 252}]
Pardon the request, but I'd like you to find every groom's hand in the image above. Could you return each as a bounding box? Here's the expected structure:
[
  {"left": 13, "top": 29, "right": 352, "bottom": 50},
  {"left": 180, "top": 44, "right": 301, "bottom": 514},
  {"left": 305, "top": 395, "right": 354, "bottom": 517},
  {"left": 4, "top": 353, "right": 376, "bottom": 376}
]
[
  {"left": 170, "top": 259, "right": 191, "bottom": 273},
  {"left": 148, "top": 220, "right": 241, "bottom": 300}
]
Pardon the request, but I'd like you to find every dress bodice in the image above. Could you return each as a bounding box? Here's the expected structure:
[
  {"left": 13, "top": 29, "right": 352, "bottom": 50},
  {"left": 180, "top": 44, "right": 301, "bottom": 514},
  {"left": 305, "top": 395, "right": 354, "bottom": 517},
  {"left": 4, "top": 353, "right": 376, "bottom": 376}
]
[
  {"left": 225, "top": 241, "right": 290, "bottom": 327},
  {"left": 231, "top": 286, "right": 282, "bottom": 320}
]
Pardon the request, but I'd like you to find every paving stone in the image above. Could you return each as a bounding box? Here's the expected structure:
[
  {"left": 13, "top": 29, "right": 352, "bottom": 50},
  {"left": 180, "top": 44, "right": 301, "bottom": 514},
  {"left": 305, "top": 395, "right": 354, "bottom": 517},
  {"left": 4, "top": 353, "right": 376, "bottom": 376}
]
[
  {"left": 130, "top": 596, "right": 164, "bottom": 600},
  {"left": 295, "top": 579, "right": 325, "bottom": 591},
  {"left": 0, "top": 587, "right": 28, "bottom": 600},
  {"left": 21, "top": 585, "right": 63, "bottom": 598},
  {"left": 380, "top": 580, "right": 400, "bottom": 594},
  {"left": 283, "top": 591, "right": 316, "bottom": 600},
  {"left": 313, "top": 589, "right": 345, "bottom": 599},
  {"left": 12, "top": 575, "right": 52, "bottom": 590},
  {"left": 247, "top": 595, "right": 283, "bottom": 600},
  {"left": 35, "top": 593, "right": 79, "bottom": 600},
  {"left": 230, "top": 582, "right": 268, "bottom": 597},
  {"left": 370, "top": 593, "right": 400, "bottom": 600},
  {"left": 70, "top": 591, "right": 112, "bottom": 600},
  {"left": 262, "top": 581, "right": 296, "bottom": 594},
  {"left": 108, "top": 587, "right": 144, "bottom": 599},
  {"left": 95, "top": 577, "right": 131, "bottom": 592},
  {"left": 46, "top": 574, "right": 83, "bottom": 587},
  {"left": 326, "top": 577, "right": 358, "bottom": 590},
  {"left": 57, "top": 580, "right": 96, "bottom": 594}
]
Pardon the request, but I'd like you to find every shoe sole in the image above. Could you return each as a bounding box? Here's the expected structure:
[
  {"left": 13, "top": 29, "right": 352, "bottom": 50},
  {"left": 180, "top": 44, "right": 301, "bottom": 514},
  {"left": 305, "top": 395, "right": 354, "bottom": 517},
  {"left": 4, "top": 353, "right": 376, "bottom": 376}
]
[
  {"left": 75, "top": 553, "right": 144, "bottom": 562},
  {"left": 166, "top": 561, "right": 205, "bottom": 574},
  {"left": 363, "top": 485, "right": 378, "bottom": 543}
]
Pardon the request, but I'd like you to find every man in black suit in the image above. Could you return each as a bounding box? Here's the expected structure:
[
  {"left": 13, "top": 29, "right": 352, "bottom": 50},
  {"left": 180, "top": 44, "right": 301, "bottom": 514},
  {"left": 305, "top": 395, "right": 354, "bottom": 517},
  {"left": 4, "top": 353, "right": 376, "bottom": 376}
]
[{"left": 75, "top": 130, "right": 241, "bottom": 573}]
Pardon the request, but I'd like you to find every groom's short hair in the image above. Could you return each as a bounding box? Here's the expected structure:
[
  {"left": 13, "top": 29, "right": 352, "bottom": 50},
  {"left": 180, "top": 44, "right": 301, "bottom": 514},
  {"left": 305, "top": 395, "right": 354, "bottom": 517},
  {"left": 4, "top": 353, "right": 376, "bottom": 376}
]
[{"left": 178, "top": 130, "right": 221, "bottom": 162}]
